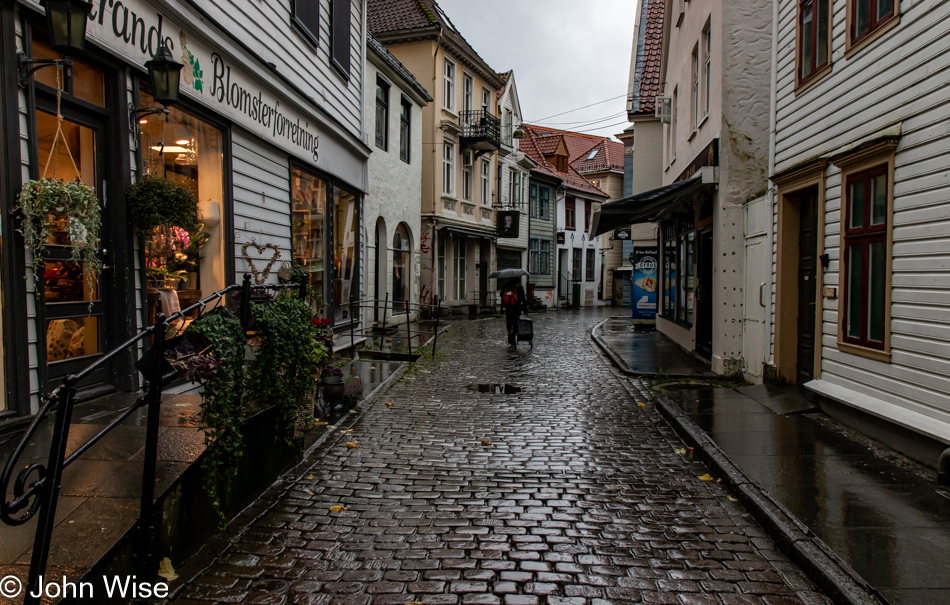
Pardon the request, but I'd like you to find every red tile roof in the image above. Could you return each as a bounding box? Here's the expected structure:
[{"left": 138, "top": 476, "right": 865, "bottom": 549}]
[
  {"left": 571, "top": 139, "right": 624, "bottom": 174},
  {"left": 630, "top": 0, "right": 665, "bottom": 115},
  {"left": 367, "top": 0, "right": 503, "bottom": 88},
  {"left": 519, "top": 128, "right": 608, "bottom": 200},
  {"left": 521, "top": 125, "right": 623, "bottom": 174}
]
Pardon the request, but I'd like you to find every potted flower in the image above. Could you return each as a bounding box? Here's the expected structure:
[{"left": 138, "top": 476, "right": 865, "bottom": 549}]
[
  {"left": 126, "top": 177, "right": 198, "bottom": 238},
  {"left": 320, "top": 366, "right": 344, "bottom": 385}
]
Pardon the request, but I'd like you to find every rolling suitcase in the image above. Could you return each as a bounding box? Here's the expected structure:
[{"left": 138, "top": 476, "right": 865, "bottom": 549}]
[{"left": 516, "top": 316, "right": 533, "bottom": 348}]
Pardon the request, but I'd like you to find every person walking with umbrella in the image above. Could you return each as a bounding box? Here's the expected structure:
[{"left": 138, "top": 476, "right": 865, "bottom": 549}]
[{"left": 499, "top": 276, "right": 528, "bottom": 347}]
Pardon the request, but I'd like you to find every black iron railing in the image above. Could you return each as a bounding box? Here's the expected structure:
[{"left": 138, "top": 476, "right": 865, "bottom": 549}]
[
  {"left": 460, "top": 110, "right": 501, "bottom": 149},
  {"left": 0, "top": 274, "right": 304, "bottom": 605}
]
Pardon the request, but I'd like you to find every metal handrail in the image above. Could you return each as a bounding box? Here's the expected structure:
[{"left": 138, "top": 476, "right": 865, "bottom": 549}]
[{"left": 0, "top": 274, "right": 305, "bottom": 604}]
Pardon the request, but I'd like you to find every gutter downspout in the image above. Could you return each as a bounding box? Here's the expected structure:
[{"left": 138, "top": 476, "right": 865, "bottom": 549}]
[
  {"left": 432, "top": 25, "right": 444, "bottom": 306},
  {"left": 766, "top": 0, "right": 779, "bottom": 367}
]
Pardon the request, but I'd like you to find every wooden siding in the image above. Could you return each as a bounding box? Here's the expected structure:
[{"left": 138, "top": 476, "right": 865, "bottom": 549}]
[
  {"left": 194, "top": 0, "right": 365, "bottom": 137},
  {"left": 773, "top": 0, "right": 950, "bottom": 425},
  {"left": 232, "top": 128, "right": 292, "bottom": 283}
]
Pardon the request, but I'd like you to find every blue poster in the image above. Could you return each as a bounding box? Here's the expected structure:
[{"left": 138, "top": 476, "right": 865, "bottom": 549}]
[{"left": 630, "top": 246, "right": 658, "bottom": 320}]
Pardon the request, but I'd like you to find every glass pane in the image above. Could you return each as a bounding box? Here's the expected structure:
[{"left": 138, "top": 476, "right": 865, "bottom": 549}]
[
  {"left": 856, "top": 0, "right": 870, "bottom": 35},
  {"left": 848, "top": 244, "right": 863, "bottom": 339},
  {"left": 291, "top": 169, "right": 326, "bottom": 307},
  {"left": 849, "top": 180, "right": 865, "bottom": 229},
  {"left": 139, "top": 92, "right": 225, "bottom": 298},
  {"left": 46, "top": 316, "right": 99, "bottom": 361},
  {"left": 31, "top": 38, "right": 104, "bottom": 105},
  {"left": 817, "top": 0, "right": 829, "bottom": 66},
  {"left": 871, "top": 173, "right": 887, "bottom": 225},
  {"left": 801, "top": 3, "right": 813, "bottom": 75},
  {"left": 35, "top": 111, "right": 98, "bottom": 246},
  {"left": 877, "top": 0, "right": 894, "bottom": 18},
  {"left": 43, "top": 261, "right": 98, "bottom": 302},
  {"left": 869, "top": 241, "right": 886, "bottom": 342},
  {"left": 333, "top": 189, "right": 358, "bottom": 322}
]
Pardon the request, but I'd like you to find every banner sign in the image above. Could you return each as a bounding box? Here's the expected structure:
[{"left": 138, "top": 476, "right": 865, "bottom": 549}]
[{"left": 630, "top": 246, "right": 658, "bottom": 320}]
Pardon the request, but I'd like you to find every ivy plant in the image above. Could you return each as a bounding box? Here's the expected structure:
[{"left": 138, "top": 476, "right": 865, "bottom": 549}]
[
  {"left": 250, "top": 294, "right": 328, "bottom": 436},
  {"left": 16, "top": 178, "right": 102, "bottom": 303},
  {"left": 186, "top": 311, "right": 248, "bottom": 527}
]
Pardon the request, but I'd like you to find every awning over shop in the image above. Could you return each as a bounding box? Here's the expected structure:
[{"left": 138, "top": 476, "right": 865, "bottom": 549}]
[
  {"left": 590, "top": 168, "right": 718, "bottom": 237},
  {"left": 437, "top": 224, "right": 498, "bottom": 240}
]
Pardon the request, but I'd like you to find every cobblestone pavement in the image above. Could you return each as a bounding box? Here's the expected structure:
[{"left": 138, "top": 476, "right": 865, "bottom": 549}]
[{"left": 174, "top": 309, "right": 832, "bottom": 605}]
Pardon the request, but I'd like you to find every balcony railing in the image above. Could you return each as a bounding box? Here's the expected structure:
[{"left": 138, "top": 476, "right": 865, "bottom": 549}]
[{"left": 460, "top": 110, "right": 501, "bottom": 151}]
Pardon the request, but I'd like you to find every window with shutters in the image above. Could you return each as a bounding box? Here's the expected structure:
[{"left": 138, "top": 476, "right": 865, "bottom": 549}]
[
  {"left": 291, "top": 0, "right": 319, "bottom": 46},
  {"left": 330, "top": 0, "right": 351, "bottom": 78}
]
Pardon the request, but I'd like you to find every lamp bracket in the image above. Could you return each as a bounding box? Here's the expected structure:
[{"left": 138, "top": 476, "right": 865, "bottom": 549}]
[
  {"left": 129, "top": 103, "right": 169, "bottom": 124},
  {"left": 17, "top": 52, "right": 72, "bottom": 88}
]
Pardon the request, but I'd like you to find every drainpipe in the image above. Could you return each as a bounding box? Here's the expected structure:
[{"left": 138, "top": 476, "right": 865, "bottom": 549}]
[{"left": 766, "top": 0, "right": 779, "bottom": 367}]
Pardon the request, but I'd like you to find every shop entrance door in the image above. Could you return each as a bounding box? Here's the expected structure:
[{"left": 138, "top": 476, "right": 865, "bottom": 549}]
[
  {"left": 34, "top": 99, "right": 113, "bottom": 394},
  {"left": 797, "top": 192, "right": 819, "bottom": 384}
]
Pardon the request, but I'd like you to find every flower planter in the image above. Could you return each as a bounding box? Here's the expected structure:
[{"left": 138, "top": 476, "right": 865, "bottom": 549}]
[{"left": 320, "top": 375, "right": 344, "bottom": 385}]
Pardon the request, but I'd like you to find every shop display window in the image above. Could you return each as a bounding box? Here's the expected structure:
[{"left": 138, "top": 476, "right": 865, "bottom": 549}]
[
  {"left": 32, "top": 38, "right": 104, "bottom": 106},
  {"left": 291, "top": 168, "right": 327, "bottom": 309},
  {"left": 333, "top": 189, "right": 358, "bottom": 323},
  {"left": 138, "top": 91, "right": 225, "bottom": 325}
]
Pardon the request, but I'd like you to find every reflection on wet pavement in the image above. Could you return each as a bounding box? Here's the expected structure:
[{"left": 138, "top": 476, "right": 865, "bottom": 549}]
[
  {"left": 675, "top": 387, "right": 950, "bottom": 605},
  {"left": 596, "top": 319, "right": 717, "bottom": 377}
]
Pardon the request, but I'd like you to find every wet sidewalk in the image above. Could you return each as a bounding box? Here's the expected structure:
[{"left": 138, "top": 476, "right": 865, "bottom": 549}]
[
  {"left": 667, "top": 384, "right": 950, "bottom": 605},
  {"left": 593, "top": 318, "right": 717, "bottom": 378}
]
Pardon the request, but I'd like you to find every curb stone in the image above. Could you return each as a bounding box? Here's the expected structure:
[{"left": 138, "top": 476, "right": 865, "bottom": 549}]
[
  {"left": 590, "top": 318, "right": 716, "bottom": 379},
  {"left": 591, "top": 321, "right": 889, "bottom": 605}
]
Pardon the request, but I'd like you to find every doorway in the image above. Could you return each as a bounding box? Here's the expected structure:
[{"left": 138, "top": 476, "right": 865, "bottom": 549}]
[
  {"left": 374, "top": 219, "right": 386, "bottom": 322},
  {"left": 696, "top": 229, "right": 713, "bottom": 358},
  {"left": 34, "top": 94, "right": 113, "bottom": 393},
  {"left": 796, "top": 191, "right": 819, "bottom": 384}
]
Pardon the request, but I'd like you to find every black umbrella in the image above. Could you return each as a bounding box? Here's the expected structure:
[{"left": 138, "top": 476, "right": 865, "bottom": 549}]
[{"left": 489, "top": 268, "right": 530, "bottom": 279}]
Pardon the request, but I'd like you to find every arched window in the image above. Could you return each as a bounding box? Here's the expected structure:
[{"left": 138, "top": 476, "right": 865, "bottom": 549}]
[{"left": 392, "top": 224, "right": 412, "bottom": 311}]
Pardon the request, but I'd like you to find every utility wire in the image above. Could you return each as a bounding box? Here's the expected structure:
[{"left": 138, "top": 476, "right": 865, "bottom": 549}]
[
  {"left": 534, "top": 111, "right": 627, "bottom": 127},
  {"left": 571, "top": 120, "right": 632, "bottom": 135},
  {"left": 537, "top": 113, "right": 629, "bottom": 131},
  {"left": 527, "top": 94, "right": 628, "bottom": 123}
]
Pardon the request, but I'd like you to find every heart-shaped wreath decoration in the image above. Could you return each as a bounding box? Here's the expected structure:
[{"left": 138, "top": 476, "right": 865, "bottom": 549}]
[{"left": 241, "top": 241, "right": 281, "bottom": 285}]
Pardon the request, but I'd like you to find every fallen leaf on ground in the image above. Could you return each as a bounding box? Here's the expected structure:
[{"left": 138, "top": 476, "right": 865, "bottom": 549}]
[
  {"left": 405, "top": 602, "right": 426, "bottom": 605},
  {"left": 313, "top": 421, "right": 328, "bottom": 426},
  {"left": 329, "top": 505, "right": 346, "bottom": 512},
  {"left": 305, "top": 474, "right": 314, "bottom": 480},
  {"left": 385, "top": 402, "right": 393, "bottom": 407},
  {"left": 481, "top": 439, "right": 492, "bottom": 446},
  {"left": 697, "top": 473, "right": 714, "bottom": 481},
  {"left": 637, "top": 402, "right": 645, "bottom": 408},
  {"left": 674, "top": 448, "right": 686, "bottom": 455},
  {"left": 727, "top": 496, "right": 738, "bottom": 502},
  {"left": 342, "top": 429, "right": 353, "bottom": 434},
  {"left": 349, "top": 410, "right": 358, "bottom": 414},
  {"left": 327, "top": 425, "right": 336, "bottom": 430},
  {"left": 157, "top": 557, "right": 178, "bottom": 582},
  {"left": 346, "top": 441, "right": 359, "bottom": 448},
  {"left": 305, "top": 490, "right": 314, "bottom": 496}
]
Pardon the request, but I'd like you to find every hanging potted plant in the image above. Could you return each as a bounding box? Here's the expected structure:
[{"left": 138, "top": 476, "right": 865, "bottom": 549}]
[
  {"left": 126, "top": 176, "right": 199, "bottom": 238},
  {"left": 16, "top": 178, "right": 102, "bottom": 301}
]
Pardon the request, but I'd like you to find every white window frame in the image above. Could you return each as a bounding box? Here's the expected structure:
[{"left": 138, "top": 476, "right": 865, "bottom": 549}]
[
  {"left": 463, "top": 73, "right": 474, "bottom": 114},
  {"left": 462, "top": 164, "right": 472, "bottom": 201},
  {"left": 482, "top": 87, "right": 492, "bottom": 114},
  {"left": 510, "top": 171, "right": 522, "bottom": 208},
  {"left": 703, "top": 23, "right": 711, "bottom": 120},
  {"left": 454, "top": 237, "right": 466, "bottom": 301},
  {"left": 480, "top": 159, "right": 490, "bottom": 205},
  {"left": 443, "top": 58, "right": 456, "bottom": 112},
  {"left": 691, "top": 44, "right": 700, "bottom": 131},
  {"left": 443, "top": 141, "right": 455, "bottom": 196}
]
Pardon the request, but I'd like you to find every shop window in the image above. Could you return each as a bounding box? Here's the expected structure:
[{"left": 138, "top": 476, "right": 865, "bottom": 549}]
[
  {"left": 663, "top": 227, "right": 677, "bottom": 317},
  {"left": 660, "top": 218, "right": 694, "bottom": 325},
  {"left": 32, "top": 38, "right": 104, "bottom": 106},
  {"left": 333, "top": 188, "right": 358, "bottom": 323},
  {"left": 392, "top": 223, "right": 411, "bottom": 311},
  {"left": 291, "top": 167, "right": 327, "bottom": 309},
  {"left": 139, "top": 91, "right": 225, "bottom": 328}
]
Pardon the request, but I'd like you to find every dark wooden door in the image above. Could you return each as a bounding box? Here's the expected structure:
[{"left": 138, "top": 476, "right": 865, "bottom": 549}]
[
  {"left": 696, "top": 230, "right": 713, "bottom": 358},
  {"left": 797, "top": 196, "right": 819, "bottom": 384}
]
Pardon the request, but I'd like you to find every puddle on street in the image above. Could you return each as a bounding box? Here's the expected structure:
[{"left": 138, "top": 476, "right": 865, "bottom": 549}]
[{"left": 467, "top": 383, "right": 522, "bottom": 394}]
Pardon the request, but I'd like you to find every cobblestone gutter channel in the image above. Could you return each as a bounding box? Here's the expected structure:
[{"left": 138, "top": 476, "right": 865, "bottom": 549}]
[
  {"left": 167, "top": 310, "right": 836, "bottom": 605},
  {"left": 592, "top": 319, "right": 886, "bottom": 605}
]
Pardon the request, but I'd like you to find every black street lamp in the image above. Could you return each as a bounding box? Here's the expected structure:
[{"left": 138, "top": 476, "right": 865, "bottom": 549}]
[
  {"left": 43, "top": 0, "right": 93, "bottom": 52},
  {"left": 17, "top": 0, "right": 93, "bottom": 87},
  {"left": 145, "top": 44, "right": 183, "bottom": 107}
]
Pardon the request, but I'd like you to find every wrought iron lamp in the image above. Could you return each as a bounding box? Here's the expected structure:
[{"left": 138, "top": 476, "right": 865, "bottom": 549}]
[
  {"left": 129, "top": 43, "right": 184, "bottom": 125},
  {"left": 16, "top": 0, "right": 93, "bottom": 87}
]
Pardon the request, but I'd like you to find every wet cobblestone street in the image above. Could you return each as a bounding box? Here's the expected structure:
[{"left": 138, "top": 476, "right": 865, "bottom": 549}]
[{"left": 174, "top": 309, "right": 832, "bottom": 605}]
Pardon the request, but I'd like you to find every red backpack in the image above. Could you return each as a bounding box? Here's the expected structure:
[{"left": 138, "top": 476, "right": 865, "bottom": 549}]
[{"left": 501, "top": 288, "right": 519, "bottom": 308}]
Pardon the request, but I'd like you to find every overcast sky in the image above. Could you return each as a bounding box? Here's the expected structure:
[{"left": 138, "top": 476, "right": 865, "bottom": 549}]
[{"left": 436, "top": 0, "right": 638, "bottom": 141}]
